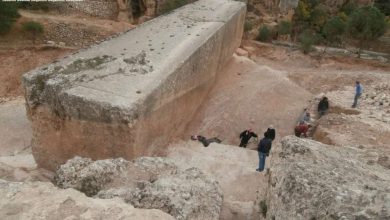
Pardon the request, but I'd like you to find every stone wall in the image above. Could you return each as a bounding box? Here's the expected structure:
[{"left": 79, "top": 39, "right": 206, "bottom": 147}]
[
  {"left": 52, "top": 1, "right": 119, "bottom": 19},
  {"left": 23, "top": 0, "right": 246, "bottom": 170}
]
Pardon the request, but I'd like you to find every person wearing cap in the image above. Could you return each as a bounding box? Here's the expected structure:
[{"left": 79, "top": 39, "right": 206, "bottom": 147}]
[{"left": 239, "top": 128, "right": 258, "bottom": 148}]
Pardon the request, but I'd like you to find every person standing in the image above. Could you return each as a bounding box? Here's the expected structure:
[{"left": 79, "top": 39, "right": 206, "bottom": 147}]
[
  {"left": 256, "top": 135, "right": 272, "bottom": 172},
  {"left": 239, "top": 129, "right": 258, "bottom": 148},
  {"left": 264, "top": 125, "right": 276, "bottom": 141},
  {"left": 352, "top": 81, "right": 363, "bottom": 108},
  {"left": 318, "top": 96, "right": 329, "bottom": 116}
]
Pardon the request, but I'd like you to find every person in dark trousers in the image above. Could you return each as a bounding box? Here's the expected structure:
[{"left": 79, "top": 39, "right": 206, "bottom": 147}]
[
  {"left": 239, "top": 129, "right": 258, "bottom": 148},
  {"left": 318, "top": 96, "right": 329, "bottom": 116},
  {"left": 264, "top": 125, "right": 276, "bottom": 141},
  {"left": 191, "top": 135, "right": 222, "bottom": 147},
  {"left": 256, "top": 135, "right": 272, "bottom": 172},
  {"left": 352, "top": 81, "right": 363, "bottom": 108}
]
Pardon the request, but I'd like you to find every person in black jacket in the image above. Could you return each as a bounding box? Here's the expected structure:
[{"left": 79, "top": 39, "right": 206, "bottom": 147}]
[
  {"left": 191, "top": 135, "right": 222, "bottom": 147},
  {"left": 256, "top": 135, "right": 272, "bottom": 172},
  {"left": 264, "top": 125, "right": 276, "bottom": 141},
  {"left": 318, "top": 96, "right": 329, "bottom": 116},
  {"left": 239, "top": 129, "right": 258, "bottom": 148}
]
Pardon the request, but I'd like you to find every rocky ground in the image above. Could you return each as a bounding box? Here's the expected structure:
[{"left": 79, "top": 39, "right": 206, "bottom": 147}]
[{"left": 0, "top": 39, "right": 389, "bottom": 219}]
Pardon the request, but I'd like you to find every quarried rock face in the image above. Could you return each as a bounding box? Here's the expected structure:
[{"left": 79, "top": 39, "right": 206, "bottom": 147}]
[
  {"left": 54, "top": 156, "right": 223, "bottom": 220},
  {"left": 0, "top": 179, "right": 175, "bottom": 220},
  {"left": 268, "top": 136, "right": 390, "bottom": 220},
  {"left": 23, "top": 0, "right": 246, "bottom": 171}
]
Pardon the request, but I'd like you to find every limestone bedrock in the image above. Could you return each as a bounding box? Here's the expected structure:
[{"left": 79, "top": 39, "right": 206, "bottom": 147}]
[{"left": 22, "top": 0, "right": 246, "bottom": 170}]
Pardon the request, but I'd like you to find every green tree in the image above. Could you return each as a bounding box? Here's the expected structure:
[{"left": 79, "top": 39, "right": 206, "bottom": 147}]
[
  {"left": 244, "top": 21, "right": 254, "bottom": 33},
  {"left": 310, "top": 4, "right": 329, "bottom": 32},
  {"left": 0, "top": 2, "right": 20, "bottom": 35},
  {"left": 323, "top": 16, "right": 346, "bottom": 50},
  {"left": 299, "top": 30, "right": 316, "bottom": 54},
  {"left": 277, "top": 20, "right": 292, "bottom": 36},
  {"left": 340, "top": 0, "right": 358, "bottom": 15},
  {"left": 22, "top": 21, "right": 44, "bottom": 44},
  {"left": 256, "top": 26, "right": 271, "bottom": 42},
  {"left": 346, "top": 6, "right": 387, "bottom": 57},
  {"left": 375, "top": 0, "right": 390, "bottom": 16}
]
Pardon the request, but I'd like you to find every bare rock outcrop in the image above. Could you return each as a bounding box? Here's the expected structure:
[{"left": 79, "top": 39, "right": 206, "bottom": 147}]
[
  {"left": 54, "top": 156, "right": 223, "bottom": 220},
  {"left": 268, "top": 136, "right": 390, "bottom": 219},
  {"left": 0, "top": 179, "right": 175, "bottom": 220},
  {"left": 54, "top": 156, "right": 178, "bottom": 196}
]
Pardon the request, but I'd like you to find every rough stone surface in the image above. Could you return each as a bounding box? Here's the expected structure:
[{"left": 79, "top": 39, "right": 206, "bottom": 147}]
[
  {"left": 268, "top": 136, "right": 390, "bottom": 220},
  {"left": 101, "top": 168, "right": 223, "bottom": 220},
  {"left": 54, "top": 156, "right": 178, "bottom": 196},
  {"left": 54, "top": 156, "right": 223, "bottom": 219},
  {"left": 23, "top": 0, "right": 246, "bottom": 171},
  {"left": 54, "top": 157, "right": 131, "bottom": 196},
  {"left": 0, "top": 179, "right": 175, "bottom": 220}
]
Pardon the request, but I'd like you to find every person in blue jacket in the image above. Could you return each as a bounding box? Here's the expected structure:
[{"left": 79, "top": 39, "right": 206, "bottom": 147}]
[{"left": 352, "top": 81, "right": 363, "bottom": 108}]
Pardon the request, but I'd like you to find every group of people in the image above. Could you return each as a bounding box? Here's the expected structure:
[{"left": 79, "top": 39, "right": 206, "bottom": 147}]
[
  {"left": 294, "top": 96, "right": 329, "bottom": 138},
  {"left": 191, "top": 126, "right": 275, "bottom": 173},
  {"left": 239, "top": 127, "right": 275, "bottom": 172},
  {"left": 294, "top": 81, "right": 363, "bottom": 138},
  {"left": 191, "top": 81, "right": 364, "bottom": 173}
]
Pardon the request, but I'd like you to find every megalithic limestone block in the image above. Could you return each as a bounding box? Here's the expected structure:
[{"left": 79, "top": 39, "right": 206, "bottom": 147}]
[{"left": 23, "top": 0, "right": 246, "bottom": 171}]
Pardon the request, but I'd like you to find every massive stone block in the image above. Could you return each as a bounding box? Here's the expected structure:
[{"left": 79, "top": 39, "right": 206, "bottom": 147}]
[{"left": 23, "top": 0, "right": 246, "bottom": 170}]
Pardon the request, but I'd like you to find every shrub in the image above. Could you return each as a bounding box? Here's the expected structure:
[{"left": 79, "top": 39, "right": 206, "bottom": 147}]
[
  {"left": 375, "top": 0, "right": 390, "bottom": 16},
  {"left": 346, "top": 6, "right": 387, "bottom": 56},
  {"left": 160, "top": 0, "right": 190, "bottom": 14},
  {"left": 277, "top": 20, "right": 292, "bottom": 35},
  {"left": 323, "top": 16, "right": 346, "bottom": 47},
  {"left": 0, "top": 2, "right": 20, "bottom": 35},
  {"left": 244, "top": 21, "right": 254, "bottom": 32},
  {"left": 256, "top": 26, "right": 271, "bottom": 42},
  {"left": 310, "top": 4, "right": 329, "bottom": 32},
  {"left": 259, "top": 200, "right": 267, "bottom": 218},
  {"left": 340, "top": 0, "right": 358, "bottom": 16},
  {"left": 299, "top": 30, "right": 316, "bottom": 54},
  {"left": 22, "top": 21, "right": 44, "bottom": 43}
]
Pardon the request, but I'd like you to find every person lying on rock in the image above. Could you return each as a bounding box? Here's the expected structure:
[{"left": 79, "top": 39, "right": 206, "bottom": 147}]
[
  {"left": 239, "top": 128, "right": 258, "bottom": 148},
  {"left": 264, "top": 125, "right": 276, "bottom": 141},
  {"left": 256, "top": 134, "right": 272, "bottom": 172},
  {"left": 294, "top": 121, "right": 309, "bottom": 138},
  {"left": 318, "top": 96, "right": 329, "bottom": 116},
  {"left": 191, "top": 135, "right": 222, "bottom": 147}
]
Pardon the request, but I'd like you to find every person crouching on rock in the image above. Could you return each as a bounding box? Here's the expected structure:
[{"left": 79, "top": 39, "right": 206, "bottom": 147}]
[
  {"left": 294, "top": 121, "right": 309, "bottom": 138},
  {"left": 256, "top": 134, "right": 272, "bottom": 172},
  {"left": 239, "top": 128, "right": 258, "bottom": 148},
  {"left": 191, "top": 135, "right": 222, "bottom": 147}
]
